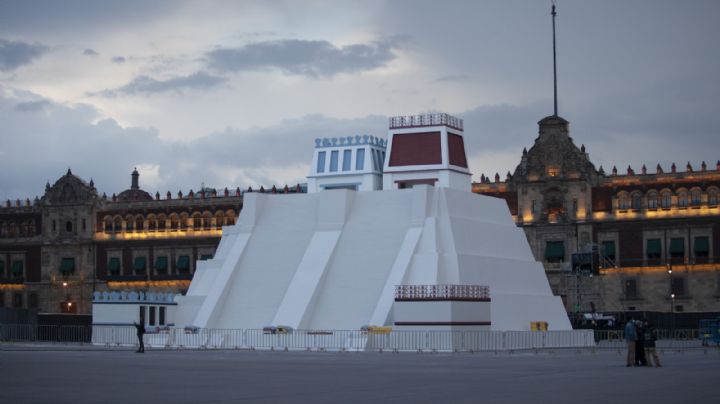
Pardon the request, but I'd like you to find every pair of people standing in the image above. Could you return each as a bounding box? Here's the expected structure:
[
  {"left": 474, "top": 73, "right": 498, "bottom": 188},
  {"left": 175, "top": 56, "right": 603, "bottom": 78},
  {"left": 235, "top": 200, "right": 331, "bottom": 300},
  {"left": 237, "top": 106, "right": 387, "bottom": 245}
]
[{"left": 624, "top": 319, "right": 661, "bottom": 367}]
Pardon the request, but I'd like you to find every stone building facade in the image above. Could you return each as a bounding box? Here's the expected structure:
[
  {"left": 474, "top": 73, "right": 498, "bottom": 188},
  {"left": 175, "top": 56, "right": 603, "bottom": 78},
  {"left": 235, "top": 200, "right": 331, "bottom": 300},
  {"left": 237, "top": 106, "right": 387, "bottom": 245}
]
[
  {"left": 473, "top": 115, "right": 720, "bottom": 316},
  {"left": 0, "top": 168, "right": 307, "bottom": 315}
]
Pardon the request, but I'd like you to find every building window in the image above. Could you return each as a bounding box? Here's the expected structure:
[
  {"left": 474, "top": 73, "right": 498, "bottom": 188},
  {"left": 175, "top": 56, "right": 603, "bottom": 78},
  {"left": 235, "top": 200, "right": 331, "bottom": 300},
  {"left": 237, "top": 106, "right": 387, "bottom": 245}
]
[
  {"left": 180, "top": 213, "right": 189, "bottom": 230},
  {"left": 225, "top": 211, "right": 235, "bottom": 226},
  {"left": 157, "top": 215, "right": 166, "bottom": 231},
  {"left": 11, "top": 260, "right": 24, "bottom": 278},
  {"left": 60, "top": 258, "right": 75, "bottom": 276},
  {"left": 155, "top": 256, "right": 168, "bottom": 275},
  {"left": 691, "top": 189, "right": 702, "bottom": 206},
  {"left": 0, "top": 292, "right": 4, "bottom": 307},
  {"left": 671, "top": 277, "right": 686, "bottom": 297},
  {"left": 108, "top": 257, "right": 121, "bottom": 276},
  {"left": 149, "top": 306, "right": 156, "bottom": 326},
  {"left": 647, "top": 193, "right": 658, "bottom": 209},
  {"left": 618, "top": 193, "right": 630, "bottom": 210},
  {"left": 678, "top": 191, "right": 688, "bottom": 208},
  {"left": 646, "top": 239, "right": 662, "bottom": 260},
  {"left": 136, "top": 216, "right": 144, "bottom": 231},
  {"left": 65, "top": 221, "right": 73, "bottom": 233},
  {"left": 159, "top": 307, "right": 166, "bottom": 326},
  {"left": 547, "top": 166, "right": 559, "bottom": 177},
  {"left": 694, "top": 236, "right": 710, "bottom": 262},
  {"left": 202, "top": 213, "right": 212, "bottom": 230},
  {"left": 113, "top": 217, "right": 122, "bottom": 232},
  {"left": 329, "top": 150, "right": 339, "bottom": 172},
  {"left": 661, "top": 192, "right": 672, "bottom": 209},
  {"left": 531, "top": 200, "right": 536, "bottom": 213},
  {"left": 709, "top": 189, "right": 718, "bottom": 206},
  {"left": 200, "top": 254, "right": 214, "bottom": 261},
  {"left": 317, "top": 151, "right": 326, "bottom": 173},
  {"left": 631, "top": 193, "right": 642, "bottom": 210},
  {"left": 544, "top": 241, "right": 565, "bottom": 263},
  {"left": 669, "top": 238, "right": 685, "bottom": 260},
  {"left": 13, "top": 292, "right": 23, "bottom": 308},
  {"left": 624, "top": 279, "right": 638, "bottom": 300},
  {"left": 572, "top": 198, "right": 578, "bottom": 212},
  {"left": 0, "top": 260, "right": 5, "bottom": 277},
  {"left": 52, "top": 220, "right": 56, "bottom": 232},
  {"left": 342, "top": 149, "right": 352, "bottom": 171},
  {"left": 177, "top": 255, "right": 191, "bottom": 274},
  {"left": 125, "top": 216, "right": 134, "bottom": 232},
  {"left": 148, "top": 216, "right": 157, "bottom": 231},
  {"left": 29, "top": 293, "right": 38, "bottom": 309},
  {"left": 356, "top": 148, "right": 365, "bottom": 170},
  {"left": 193, "top": 214, "right": 201, "bottom": 229},
  {"left": 170, "top": 215, "right": 179, "bottom": 231},
  {"left": 133, "top": 257, "right": 147, "bottom": 275},
  {"left": 82, "top": 219, "right": 86, "bottom": 231},
  {"left": 601, "top": 240, "right": 616, "bottom": 262}
]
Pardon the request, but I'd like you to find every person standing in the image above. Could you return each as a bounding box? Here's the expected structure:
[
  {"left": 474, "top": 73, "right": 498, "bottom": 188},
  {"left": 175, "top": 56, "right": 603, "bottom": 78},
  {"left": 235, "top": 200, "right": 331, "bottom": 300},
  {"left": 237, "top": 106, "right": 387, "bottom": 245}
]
[
  {"left": 624, "top": 319, "right": 637, "bottom": 367},
  {"left": 643, "top": 321, "right": 662, "bottom": 367},
  {"left": 134, "top": 321, "right": 145, "bottom": 353},
  {"left": 635, "top": 320, "right": 646, "bottom": 366}
]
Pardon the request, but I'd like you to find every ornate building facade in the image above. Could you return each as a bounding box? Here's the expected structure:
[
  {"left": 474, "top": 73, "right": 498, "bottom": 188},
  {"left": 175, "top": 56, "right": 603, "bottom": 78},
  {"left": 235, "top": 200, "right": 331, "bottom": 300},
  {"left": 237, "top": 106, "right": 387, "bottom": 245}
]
[
  {"left": 473, "top": 115, "right": 720, "bottom": 316},
  {"left": 0, "top": 168, "right": 307, "bottom": 315}
]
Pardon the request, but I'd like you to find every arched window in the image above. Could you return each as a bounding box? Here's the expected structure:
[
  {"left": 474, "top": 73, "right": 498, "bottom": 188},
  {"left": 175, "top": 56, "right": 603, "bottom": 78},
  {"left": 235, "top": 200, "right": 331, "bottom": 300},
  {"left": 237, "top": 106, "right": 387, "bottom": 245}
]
[
  {"left": 202, "top": 212, "right": 212, "bottom": 230},
  {"left": 661, "top": 191, "right": 672, "bottom": 209},
  {"left": 225, "top": 210, "right": 236, "bottom": 226},
  {"left": 169, "top": 213, "right": 179, "bottom": 231},
  {"left": 104, "top": 216, "right": 113, "bottom": 233},
  {"left": 709, "top": 188, "right": 719, "bottom": 206},
  {"left": 618, "top": 192, "right": 630, "bottom": 210},
  {"left": 113, "top": 216, "right": 122, "bottom": 232},
  {"left": 157, "top": 214, "right": 166, "bottom": 231},
  {"left": 180, "top": 213, "right": 189, "bottom": 230},
  {"left": 677, "top": 189, "right": 688, "bottom": 208},
  {"left": 690, "top": 188, "right": 702, "bottom": 206},
  {"left": 65, "top": 220, "right": 73, "bottom": 233},
  {"left": 8, "top": 222, "right": 17, "bottom": 237},
  {"left": 631, "top": 192, "right": 642, "bottom": 210},
  {"left": 215, "top": 211, "right": 224, "bottom": 229},
  {"left": 125, "top": 215, "right": 134, "bottom": 232},
  {"left": 135, "top": 215, "right": 144, "bottom": 231},
  {"left": 27, "top": 221, "right": 36, "bottom": 236},
  {"left": 147, "top": 214, "right": 157, "bottom": 231},
  {"left": 192, "top": 213, "right": 202, "bottom": 230},
  {"left": 647, "top": 191, "right": 658, "bottom": 209}
]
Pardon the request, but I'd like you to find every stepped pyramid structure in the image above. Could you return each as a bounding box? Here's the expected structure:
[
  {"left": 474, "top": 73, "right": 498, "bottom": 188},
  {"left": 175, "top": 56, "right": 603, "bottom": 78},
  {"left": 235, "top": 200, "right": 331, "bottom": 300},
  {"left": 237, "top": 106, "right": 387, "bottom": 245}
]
[{"left": 173, "top": 113, "right": 571, "bottom": 331}]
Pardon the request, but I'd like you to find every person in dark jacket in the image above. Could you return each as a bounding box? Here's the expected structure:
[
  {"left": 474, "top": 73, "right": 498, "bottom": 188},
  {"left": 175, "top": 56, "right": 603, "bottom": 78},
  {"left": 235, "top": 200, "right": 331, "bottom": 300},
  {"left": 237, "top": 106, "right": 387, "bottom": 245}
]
[
  {"left": 635, "top": 320, "right": 646, "bottom": 366},
  {"left": 643, "top": 321, "right": 662, "bottom": 367},
  {"left": 134, "top": 321, "right": 145, "bottom": 353}
]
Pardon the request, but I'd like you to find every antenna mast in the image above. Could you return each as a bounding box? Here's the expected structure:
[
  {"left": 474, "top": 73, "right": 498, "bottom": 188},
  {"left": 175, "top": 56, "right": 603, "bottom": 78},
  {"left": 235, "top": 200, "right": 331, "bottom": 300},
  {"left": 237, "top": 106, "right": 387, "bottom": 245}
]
[{"left": 552, "top": 2, "right": 558, "bottom": 117}]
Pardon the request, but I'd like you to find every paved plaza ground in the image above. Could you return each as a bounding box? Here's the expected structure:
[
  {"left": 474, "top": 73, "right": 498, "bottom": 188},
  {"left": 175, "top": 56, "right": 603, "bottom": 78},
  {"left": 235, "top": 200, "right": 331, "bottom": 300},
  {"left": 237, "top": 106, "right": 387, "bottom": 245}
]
[{"left": 1, "top": 344, "right": 719, "bottom": 403}]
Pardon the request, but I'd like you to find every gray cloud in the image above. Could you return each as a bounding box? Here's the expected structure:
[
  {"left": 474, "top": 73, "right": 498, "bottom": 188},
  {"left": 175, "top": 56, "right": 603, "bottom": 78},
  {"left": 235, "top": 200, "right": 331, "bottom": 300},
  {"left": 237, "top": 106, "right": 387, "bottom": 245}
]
[
  {"left": 83, "top": 48, "right": 98, "bottom": 56},
  {"left": 14, "top": 100, "right": 51, "bottom": 112},
  {"left": 92, "top": 71, "right": 228, "bottom": 97},
  {"left": 0, "top": 39, "right": 47, "bottom": 71},
  {"left": 205, "top": 38, "right": 400, "bottom": 78},
  {"left": 432, "top": 74, "right": 471, "bottom": 83},
  {"left": 111, "top": 56, "right": 126, "bottom": 63}
]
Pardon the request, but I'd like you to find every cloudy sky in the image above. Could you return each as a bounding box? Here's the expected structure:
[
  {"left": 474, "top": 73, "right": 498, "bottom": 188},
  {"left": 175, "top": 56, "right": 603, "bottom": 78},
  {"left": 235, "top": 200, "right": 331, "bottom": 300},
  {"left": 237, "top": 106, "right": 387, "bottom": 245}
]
[{"left": 1, "top": 0, "right": 719, "bottom": 200}]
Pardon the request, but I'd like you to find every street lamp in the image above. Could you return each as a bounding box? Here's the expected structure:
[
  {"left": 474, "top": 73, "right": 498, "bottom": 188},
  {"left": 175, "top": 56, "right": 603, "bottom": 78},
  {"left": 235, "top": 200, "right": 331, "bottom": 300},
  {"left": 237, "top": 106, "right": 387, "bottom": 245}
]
[{"left": 670, "top": 293, "right": 676, "bottom": 338}]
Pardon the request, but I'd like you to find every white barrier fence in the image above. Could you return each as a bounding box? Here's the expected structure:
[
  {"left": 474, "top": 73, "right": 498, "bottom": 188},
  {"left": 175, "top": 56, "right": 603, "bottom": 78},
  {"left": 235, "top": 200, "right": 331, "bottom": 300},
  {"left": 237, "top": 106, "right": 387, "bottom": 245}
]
[{"left": 91, "top": 326, "right": 595, "bottom": 351}]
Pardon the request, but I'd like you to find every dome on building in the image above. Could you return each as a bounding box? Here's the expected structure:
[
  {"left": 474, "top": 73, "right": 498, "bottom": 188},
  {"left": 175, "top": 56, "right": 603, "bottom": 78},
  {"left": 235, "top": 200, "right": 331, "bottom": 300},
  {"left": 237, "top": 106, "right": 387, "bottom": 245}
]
[
  {"left": 116, "top": 168, "right": 153, "bottom": 202},
  {"left": 42, "top": 168, "right": 98, "bottom": 205}
]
